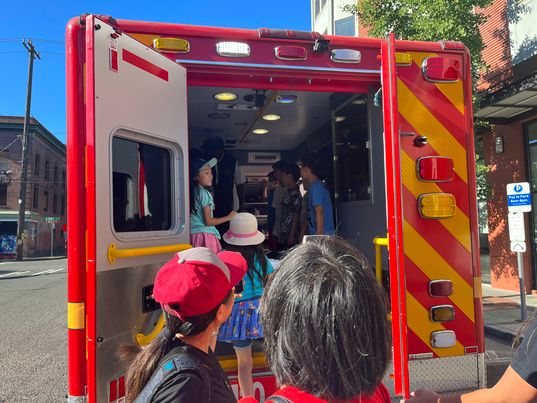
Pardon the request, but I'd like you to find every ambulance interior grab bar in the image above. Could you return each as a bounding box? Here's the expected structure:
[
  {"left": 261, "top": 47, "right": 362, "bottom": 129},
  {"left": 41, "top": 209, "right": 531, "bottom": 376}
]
[
  {"left": 137, "top": 313, "right": 166, "bottom": 346},
  {"left": 372, "top": 236, "right": 389, "bottom": 286},
  {"left": 107, "top": 243, "right": 192, "bottom": 264}
]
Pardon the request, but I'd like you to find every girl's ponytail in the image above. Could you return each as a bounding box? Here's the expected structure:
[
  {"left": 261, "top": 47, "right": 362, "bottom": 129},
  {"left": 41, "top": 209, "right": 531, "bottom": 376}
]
[{"left": 119, "top": 314, "right": 178, "bottom": 402}]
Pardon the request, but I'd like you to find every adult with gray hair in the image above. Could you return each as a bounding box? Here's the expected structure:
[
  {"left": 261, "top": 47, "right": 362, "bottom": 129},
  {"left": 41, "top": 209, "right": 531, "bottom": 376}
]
[{"left": 240, "top": 236, "right": 391, "bottom": 403}]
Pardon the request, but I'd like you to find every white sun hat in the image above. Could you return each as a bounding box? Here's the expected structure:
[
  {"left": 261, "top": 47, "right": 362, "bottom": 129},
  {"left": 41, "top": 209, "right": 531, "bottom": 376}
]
[{"left": 223, "top": 212, "right": 265, "bottom": 246}]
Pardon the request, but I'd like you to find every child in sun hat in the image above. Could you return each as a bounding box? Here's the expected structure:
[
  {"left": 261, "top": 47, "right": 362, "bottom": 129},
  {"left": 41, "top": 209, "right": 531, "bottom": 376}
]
[
  {"left": 119, "top": 247, "right": 247, "bottom": 403},
  {"left": 190, "top": 157, "right": 237, "bottom": 253},
  {"left": 217, "top": 212, "right": 274, "bottom": 398}
]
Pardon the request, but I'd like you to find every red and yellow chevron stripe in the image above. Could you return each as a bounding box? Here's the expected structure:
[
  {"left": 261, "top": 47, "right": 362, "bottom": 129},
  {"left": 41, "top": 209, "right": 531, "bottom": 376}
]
[{"left": 397, "top": 51, "right": 480, "bottom": 358}]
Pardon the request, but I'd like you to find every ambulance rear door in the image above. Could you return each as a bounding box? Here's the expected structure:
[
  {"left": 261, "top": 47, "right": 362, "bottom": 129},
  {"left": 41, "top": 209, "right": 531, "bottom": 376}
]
[
  {"left": 380, "top": 32, "right": 410, "bottom": 398},
  {"left": 84, "top": 15, "right": 189, "bottom": 403}
]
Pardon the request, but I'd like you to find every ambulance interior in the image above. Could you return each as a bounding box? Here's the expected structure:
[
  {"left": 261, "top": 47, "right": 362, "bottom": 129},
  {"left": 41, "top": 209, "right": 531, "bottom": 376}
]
[{"left": 186, "top": 85, "right": 389, "bottom": 361}]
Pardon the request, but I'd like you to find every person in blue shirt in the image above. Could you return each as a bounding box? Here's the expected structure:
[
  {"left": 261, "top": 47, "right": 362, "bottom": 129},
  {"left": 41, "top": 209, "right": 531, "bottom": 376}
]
[
  {"left": 190, "top": 158, "right": 236, "bottom": 253},
  {"left": 218, "top": 213, "right": 274, "bottom": 398},
  {"left": 300, "top": 152, "right": 336, "bottom": 235}
]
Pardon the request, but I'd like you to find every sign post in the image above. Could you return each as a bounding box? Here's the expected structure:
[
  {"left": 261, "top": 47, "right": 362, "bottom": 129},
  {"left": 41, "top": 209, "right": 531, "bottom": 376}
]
[
  {"left": 506, "top": 182, "right": 531, "bottom": 321},
  {"left": 44, "top": 217, "right": 60, "bottom": 258}
]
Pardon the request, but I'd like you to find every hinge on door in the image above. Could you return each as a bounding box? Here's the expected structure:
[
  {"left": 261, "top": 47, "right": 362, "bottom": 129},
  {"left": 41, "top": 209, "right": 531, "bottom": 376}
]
[{"left": 365, "top": 140, "right": 370, "bottom": 149}]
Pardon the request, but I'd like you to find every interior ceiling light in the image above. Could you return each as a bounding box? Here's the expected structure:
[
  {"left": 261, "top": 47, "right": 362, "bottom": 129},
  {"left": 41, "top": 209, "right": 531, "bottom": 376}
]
[
  {"left": 262, "top": 114, "right": 281, "bottom": 121},
  {"left": 208, "top": 112, "right": 230, "bottom": 119},
  {"left": 275, "top": 95, "right": 298, "bottom": 104},
  {"left": 352, "top": 99, "right": 366, "bottom": 104},
  {"left": 335, "top": 115, "right": 346, "bottom": 122},
  {"left": 253, "top": 129, "right": 269, "bottom": 134},
  {"left": 214, "top": 92, "right": 238, "bottom": 101}
]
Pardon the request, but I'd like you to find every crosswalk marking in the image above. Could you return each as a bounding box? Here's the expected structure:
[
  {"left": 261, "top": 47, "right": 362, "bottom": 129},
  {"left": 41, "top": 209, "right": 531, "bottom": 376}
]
[
  {"left": 32, "top": 268, "right": 64, "bottom": 276},
  {"left": 0, "top": 271, "right": 31, "bottom": 278},
  {"left": 0, "top": 268, "right": 64, "bottom": 278}
]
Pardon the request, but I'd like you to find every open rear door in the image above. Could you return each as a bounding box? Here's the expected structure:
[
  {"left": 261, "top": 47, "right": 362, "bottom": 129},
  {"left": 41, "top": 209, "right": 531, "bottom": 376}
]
[
  {"left": 84, "top": 15, "right": 189, "bottom": 402},
  {"left": 381, "top": 33, "right": 410, "bottom": 398}
]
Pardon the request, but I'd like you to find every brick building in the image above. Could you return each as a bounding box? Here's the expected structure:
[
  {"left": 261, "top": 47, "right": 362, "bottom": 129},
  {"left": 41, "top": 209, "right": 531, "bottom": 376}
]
[
  {"left": 0, "top": 116, "right": 66, "bottom": 258},
  {"left": 475, "top": 0, "right": 537, "bottom": 292}
]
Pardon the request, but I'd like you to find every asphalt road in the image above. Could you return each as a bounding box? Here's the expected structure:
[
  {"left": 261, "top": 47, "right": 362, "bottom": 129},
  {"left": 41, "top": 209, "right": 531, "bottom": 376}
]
[
  {"left": 0, "top": 258, "right": 67, "bottom": 403},
  {"left": 0, "top": 257, "right": 516, "bottom": 402}
]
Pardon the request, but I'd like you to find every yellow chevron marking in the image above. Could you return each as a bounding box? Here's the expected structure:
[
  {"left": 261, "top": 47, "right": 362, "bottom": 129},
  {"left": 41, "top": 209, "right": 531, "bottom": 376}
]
[
  {"left": 397, "top": 79, "right": 468, "bottom": 181},
  {"left": 407, "top": 51, "right": 465, "bottom": 114},
  {"left": 404, "top": 221, "right": 475, "bottom": 323},
  {"left": 397, "top": 79, "right": 468, "bottom": 183},
  {"left": 401, "top": 152, "right": 471, "bottom": 252},
  {"left": 406, "top": 293, "right": 465, "bottom": 357}
]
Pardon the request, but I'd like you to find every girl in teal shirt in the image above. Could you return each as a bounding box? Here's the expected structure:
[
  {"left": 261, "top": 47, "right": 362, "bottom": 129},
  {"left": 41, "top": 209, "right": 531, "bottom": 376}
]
[
  {"left": 190, "top": 157, "right": 236, "bottom": 253},
  {"left": 218, "top": 213, "right": 273, "bottom": 398}
]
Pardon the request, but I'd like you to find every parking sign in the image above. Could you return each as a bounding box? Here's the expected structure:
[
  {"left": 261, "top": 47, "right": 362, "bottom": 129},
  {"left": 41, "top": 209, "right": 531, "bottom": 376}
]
[{"left": 506, "top": 182, "right": 531, "bottom": 213}]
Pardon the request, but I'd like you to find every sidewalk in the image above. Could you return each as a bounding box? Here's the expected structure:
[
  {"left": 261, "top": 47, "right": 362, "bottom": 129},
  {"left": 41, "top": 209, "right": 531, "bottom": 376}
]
[{"left": 482, "top": 283, "right": 537, "bottom": 341}]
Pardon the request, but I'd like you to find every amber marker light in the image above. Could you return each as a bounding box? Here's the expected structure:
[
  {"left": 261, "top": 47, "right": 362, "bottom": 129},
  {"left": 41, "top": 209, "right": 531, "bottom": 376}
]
[
  {"left": 418, "top": 193, "right": 456, "bottom": 219},
  {"left": 153, "top": 38, "right": 190, "bottom": 53}
]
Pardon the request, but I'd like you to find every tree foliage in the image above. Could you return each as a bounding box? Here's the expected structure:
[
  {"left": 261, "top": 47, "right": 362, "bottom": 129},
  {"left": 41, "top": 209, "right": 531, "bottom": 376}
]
[{"left": 342, "top": 0, "right": 492, "bottom": 76}]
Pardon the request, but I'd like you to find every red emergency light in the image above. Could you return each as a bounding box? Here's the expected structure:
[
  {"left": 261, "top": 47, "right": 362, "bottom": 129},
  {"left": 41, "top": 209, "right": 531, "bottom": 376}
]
[
  {"left": 275, "top": 46, "right": 307, "bottom": 61},
  {"left": 417, "top": 156, "right": 454, "bottom": 182},
  {"left": 422, "top": 57, "right": 461, "bottom": 82},
  {"left": 429, "top": 280, "right": 453, "bottom": 297}
]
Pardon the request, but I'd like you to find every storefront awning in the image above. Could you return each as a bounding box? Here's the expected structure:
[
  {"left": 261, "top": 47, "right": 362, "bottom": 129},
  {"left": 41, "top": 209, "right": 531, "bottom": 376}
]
[{"left": 475, "top": 55, "right": 537, "bottom": 123}]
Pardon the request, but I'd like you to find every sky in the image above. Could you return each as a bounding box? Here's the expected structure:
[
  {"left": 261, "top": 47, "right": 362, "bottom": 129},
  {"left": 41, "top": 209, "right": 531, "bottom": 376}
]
[{"left": 0, "top": 0, "right": 312, "bottom": 144}]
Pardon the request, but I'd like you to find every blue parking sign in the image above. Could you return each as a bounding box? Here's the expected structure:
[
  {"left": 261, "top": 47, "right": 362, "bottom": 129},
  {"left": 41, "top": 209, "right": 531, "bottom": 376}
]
[{"left": 506, "top": 182, "right": 531, "bottom": 213}]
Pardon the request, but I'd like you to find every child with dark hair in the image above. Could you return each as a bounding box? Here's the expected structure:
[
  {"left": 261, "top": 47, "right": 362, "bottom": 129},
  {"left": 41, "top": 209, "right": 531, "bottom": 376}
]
[
  {"left": 218, "top": 213, "right": 274, "bottom": 398},
  {"left": 300, "top": 152, "right": 335, "bottom": 235},
  {"left": 119, "top": 247, "right": 247, "bottom": 402},
  {"left": 240, "top": 236, "right": 391, "bottom": 403},
  {"left": 190, "top": 158, "right": 236, "bottom": 253},
  {"left": 279, "top": 163, "right": 302, "bottom": 246}
]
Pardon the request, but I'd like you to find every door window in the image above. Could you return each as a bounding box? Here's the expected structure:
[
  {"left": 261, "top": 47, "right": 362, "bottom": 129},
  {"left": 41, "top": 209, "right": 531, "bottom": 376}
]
[{"left": 112, "top": 136, "right": 173, "bottom": 233}]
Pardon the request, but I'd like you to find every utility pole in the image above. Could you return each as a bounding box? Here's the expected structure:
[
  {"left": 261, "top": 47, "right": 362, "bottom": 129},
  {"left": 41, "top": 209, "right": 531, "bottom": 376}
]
[{"left": 16, "top": 39, "right": 40, "bottom": 261}]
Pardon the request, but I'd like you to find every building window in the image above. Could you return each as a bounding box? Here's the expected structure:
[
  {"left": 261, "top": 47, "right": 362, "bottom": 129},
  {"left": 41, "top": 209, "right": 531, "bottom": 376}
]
[
  {"left": 335, "top": 16, "right": 356, "bottom": 37},
  {"left": 33, "top": 185, "right": 39, "bottom": 209},
  {"left": 0, "top": 158, "right": 8, "bottom": 173},
  {"left": 112, "top": 136, "right": 173, "bottom": 232},
  {"left": 52, "top": 194, "right": 57, "bottom": 214},
  {"left": 34, "top": 154, "right": 40, "bottom": 176},
  {"left": 45, "top": 160, "right": 50, "bottom": 181},
  {"left": 54, "top": 166, "right": 58, "bottom": 185},
  {"left": 62, "top": 171, "right": 66, "bottom": 189},
  {"left": 44, "top": 190, "right": 49, "bottom": 212},
  {"left": 61, "top": 196, "right": 65, "bottom": 216},
  {"left": 0, "top": 184, "right": 7, "bottom": 206},
  {"left": 314, "top": 0, "right": 321, "bottom": 15}
]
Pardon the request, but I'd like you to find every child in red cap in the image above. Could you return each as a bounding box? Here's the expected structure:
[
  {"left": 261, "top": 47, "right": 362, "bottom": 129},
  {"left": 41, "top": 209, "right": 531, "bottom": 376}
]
[{"left": 120, "top": 247, "right": 247, "bottom": 403}]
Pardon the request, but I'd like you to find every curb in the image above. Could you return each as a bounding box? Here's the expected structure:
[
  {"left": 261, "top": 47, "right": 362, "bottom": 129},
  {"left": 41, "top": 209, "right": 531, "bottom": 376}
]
[{"left": 484, "top": 325, "right": 515, "bottom": 342}]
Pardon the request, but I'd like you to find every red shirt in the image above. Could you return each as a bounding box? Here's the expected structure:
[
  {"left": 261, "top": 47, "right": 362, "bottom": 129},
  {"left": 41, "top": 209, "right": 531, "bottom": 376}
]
[{"left": 238, "top": 384, "right": 391, "bottom": 403}]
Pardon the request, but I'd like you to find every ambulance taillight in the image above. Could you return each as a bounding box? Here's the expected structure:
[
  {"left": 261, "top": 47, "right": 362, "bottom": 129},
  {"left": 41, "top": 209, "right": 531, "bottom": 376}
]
[
  {"left": 422, "top": 57, "right": 461, "bottom": 82},
  {"left": 417, "top": 157, "right": 454, "bottom": 182}
]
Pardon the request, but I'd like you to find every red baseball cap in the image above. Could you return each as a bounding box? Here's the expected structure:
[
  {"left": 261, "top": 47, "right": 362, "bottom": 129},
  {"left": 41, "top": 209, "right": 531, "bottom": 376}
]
[{"left": 153, "top": 247, "right": 247, "bottom": 319}]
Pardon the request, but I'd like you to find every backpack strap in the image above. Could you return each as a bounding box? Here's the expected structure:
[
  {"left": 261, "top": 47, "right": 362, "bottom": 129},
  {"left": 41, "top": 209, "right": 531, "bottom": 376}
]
[
  {"left": 134, "top": 353, "right": 211, "bottom": 402},
  {"left": 265, "top": 395, "right": 293, "bottom": 403}
]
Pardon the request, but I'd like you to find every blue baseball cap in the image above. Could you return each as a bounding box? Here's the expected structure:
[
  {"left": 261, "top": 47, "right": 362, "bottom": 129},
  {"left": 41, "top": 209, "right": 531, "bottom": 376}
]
[{"left": 190, "top": 158, "right": 217, "bottom": 177}]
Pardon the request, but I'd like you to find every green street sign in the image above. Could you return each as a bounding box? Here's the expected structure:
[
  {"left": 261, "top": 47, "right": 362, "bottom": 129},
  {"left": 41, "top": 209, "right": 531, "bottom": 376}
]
[{"left": 45, "top": 216, "right": 61, "bottom": 223}]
